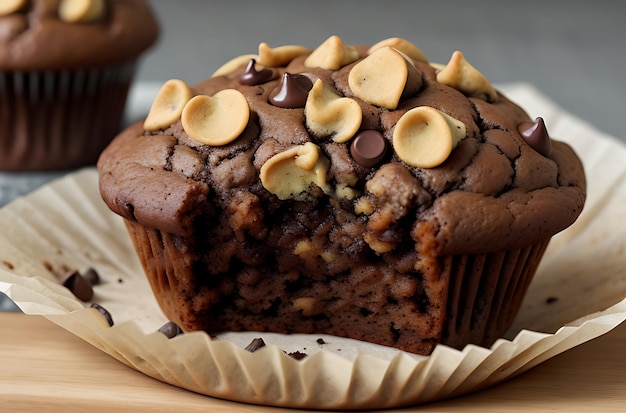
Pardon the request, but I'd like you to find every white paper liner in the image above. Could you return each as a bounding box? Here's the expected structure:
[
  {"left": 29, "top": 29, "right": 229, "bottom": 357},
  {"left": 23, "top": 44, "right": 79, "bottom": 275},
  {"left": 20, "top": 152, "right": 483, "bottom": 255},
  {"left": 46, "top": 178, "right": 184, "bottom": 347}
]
[{"left": 1, "top": 83, "right": 625, "bottom": 410}]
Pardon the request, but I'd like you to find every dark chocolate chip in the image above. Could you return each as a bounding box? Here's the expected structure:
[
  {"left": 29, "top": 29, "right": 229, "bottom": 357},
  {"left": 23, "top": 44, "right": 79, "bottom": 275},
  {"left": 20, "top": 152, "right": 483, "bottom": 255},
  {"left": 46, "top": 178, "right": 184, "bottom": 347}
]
[
  {"left": 287, "top": 351, "right": 307, "bottom": 360},
  {"left": 61, "top": 270, "right": 94, "bottom": 302},
  {"left": 82, "top": 268, "right": 100, "bottom": 286},
  {"left": 158, "top": 321, "right": 184, "bottom": 338},
  {"left": 350, "top": 130, "right": 388, "bottom": 168},
  {"left": 316, "top": 338, "right": 326, "bottom": 345},
  {"left": 238, "top": 59, "right": 274, "bottom": 86},
  {"left": 517, "top": 117, "right": 552, "bottom": 157},
  {"left": 244, "top": 337, "right": 266, "bottom": 352},
  {"left": 268, "top": 72, "right": 313, "bottom": 108},
  {"left": 90, "top": 303, "right": 114, "bottom": 327}
]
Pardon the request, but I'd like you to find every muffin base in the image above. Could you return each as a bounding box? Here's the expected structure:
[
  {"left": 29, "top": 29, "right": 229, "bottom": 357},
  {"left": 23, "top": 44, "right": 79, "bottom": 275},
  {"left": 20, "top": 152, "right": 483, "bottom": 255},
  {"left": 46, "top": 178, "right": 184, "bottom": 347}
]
[
  {"left": 125, "top": 218, "right": 549, "bottom": 355},
  {"left": 0, "top": 62, "right": 135, "bottom": 171},
  {"left": 442, "top": 240, "right": 550, "bottom": 349}
]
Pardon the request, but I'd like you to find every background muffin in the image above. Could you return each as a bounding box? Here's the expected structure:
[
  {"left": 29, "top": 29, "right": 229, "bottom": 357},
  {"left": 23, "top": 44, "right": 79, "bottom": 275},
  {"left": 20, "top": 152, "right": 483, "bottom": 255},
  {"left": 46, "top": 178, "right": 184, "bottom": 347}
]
[
  {"left": 98, "top": 36, "right": 585, "bottom": 355},
  {"left": 0, "top": 0, "right": 158, "bottom": 171}
]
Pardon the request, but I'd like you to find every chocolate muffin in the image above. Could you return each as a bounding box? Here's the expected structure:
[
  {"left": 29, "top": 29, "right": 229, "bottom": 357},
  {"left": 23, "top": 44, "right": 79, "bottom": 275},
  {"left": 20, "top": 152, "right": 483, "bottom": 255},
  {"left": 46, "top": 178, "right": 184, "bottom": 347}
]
[
  {"left": 98, "top": 36, "right": 586, "bottom": 355},
  {"left": 0, "top": 0, "right": 158, "bottom": 171}
]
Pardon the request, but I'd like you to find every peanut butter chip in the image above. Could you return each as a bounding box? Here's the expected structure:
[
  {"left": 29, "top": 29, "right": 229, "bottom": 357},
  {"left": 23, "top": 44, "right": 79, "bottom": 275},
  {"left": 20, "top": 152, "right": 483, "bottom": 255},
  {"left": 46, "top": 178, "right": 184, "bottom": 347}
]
[
  {"left": 144, "top": 79, "right": 193, "bottom": 131},
  {"left": 304, "top": 35, "right": 360, "bottom": 70},
  {"left": 260, "top": 142, "right": 331, "bottom": 200},
  {"left": 392, "top": 106, "right": 466, "bottom": 168},
  {"left": 429, "top": 62, "right": 447, "bottom": 74},
  {"left": 293, "top": 297, "right": 317, "bottom": 316},
  {"left": 437, "top": 51, "right": 498, "bottom": 103},
  {"left": 0, "top": 0, "right": 25, "bottom": 16},
  {"left": 304, "top": 79, "right": 362, "bottom": 143},
  {"left": 367, "top": 37, "right": 428, "bottom": 63},
  {"left": 348, "top": 46, "right": 421, "bottom": 110},
  {"left": 58, "top": 0, "right": 106, "bottom": 23},
  {"left": 257, "top": 42, "right": 311, "bottom": 67},
  {"left": 181, "top": 89, "right": 250, "bottom": 146}
]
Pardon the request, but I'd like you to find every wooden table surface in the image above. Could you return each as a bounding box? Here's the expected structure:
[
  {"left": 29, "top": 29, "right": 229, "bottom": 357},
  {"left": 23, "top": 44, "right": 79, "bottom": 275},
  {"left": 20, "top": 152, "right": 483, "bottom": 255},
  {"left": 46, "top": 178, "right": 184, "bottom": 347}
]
[{"left": 1, "top": 313, "right": 625, "bottom": 412}]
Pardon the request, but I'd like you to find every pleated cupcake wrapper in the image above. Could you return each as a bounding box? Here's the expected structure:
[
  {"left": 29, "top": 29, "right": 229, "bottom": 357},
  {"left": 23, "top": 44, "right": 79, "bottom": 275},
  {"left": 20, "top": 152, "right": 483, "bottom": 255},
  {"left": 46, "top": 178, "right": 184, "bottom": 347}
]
[
  {"left": 0, "top": 62, "right": 135, "bottom": 171},
  {"left": 1, "top": 84, "right": 625, "bottom": 409},
  {"left": 442, "top": 240, "right": 549, "bottom": 350}
]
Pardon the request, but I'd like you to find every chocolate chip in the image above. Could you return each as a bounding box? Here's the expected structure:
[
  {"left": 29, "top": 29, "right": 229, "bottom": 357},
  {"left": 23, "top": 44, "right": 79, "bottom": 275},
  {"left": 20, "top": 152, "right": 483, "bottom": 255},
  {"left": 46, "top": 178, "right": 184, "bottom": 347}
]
[
  {"left": 158, "top": 321, "right": 184, "bottom": 338},
  {"left": 244, "top": 337, "right": 266, "bottom": 352},
  {"left": 61, "top": 270, "right": 94, "bottom": 302},
  {"left": 350, "top": 130, "right": 388, "bottom": 168},
  {"left": 82, "top": 268, "right": 100, "bottom": 286},
  {"left": 316, "top": 338, "right": 326, "bottom": 345},
  {"left": 268, "top": 72, "right": 313, "bottom": 108},
  {"left": 287, "top": 351, "right": 307, "bottom": 360},
  {"left": 517, "top": 117, "right": 552, "bottom": 157},
  {"left": 238, "top": 59, "right": 274, "bottom": 86},
  {"left": 90, "top": 303, "right": 114, "bottom": 327}
]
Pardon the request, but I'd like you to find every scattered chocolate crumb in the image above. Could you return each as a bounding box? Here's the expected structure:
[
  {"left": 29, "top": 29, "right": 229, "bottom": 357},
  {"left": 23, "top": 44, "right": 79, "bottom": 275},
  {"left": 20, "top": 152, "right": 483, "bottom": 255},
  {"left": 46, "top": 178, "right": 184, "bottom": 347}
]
[
  {"left": 2, "top": 261, "right": 14, "bottom": 270},
  {"left": 158, "top": 321, "right": 184, "bottom": 338},
  {"left": 244, "top": 337, "right": 266, "bottom": 352},
  {"left": 57, "top": 267, "right": 102, "bottom": 302},
  {"left": 61, "top": 270, "right": 94, "bottom": 302},
  {"left": 288, "top": 351, "right": 308, "bottom": 360},
  {"left": 546, "top": 296, "right": 558, "bottom": 304},
  {"left": 316, "top": 338, "right": 326, "bottom": 345},
  {"left": 43, "top": 261, "right": 53, "bottom": 272},
  {"left": 242, "top": 338, "right": 308, "bottom": 359},
  {"left": 117, "top": 278, "right": 124, "bottom": 284},
  {"left": 90, "top": 303, "right": 114, "bottom": 327}
]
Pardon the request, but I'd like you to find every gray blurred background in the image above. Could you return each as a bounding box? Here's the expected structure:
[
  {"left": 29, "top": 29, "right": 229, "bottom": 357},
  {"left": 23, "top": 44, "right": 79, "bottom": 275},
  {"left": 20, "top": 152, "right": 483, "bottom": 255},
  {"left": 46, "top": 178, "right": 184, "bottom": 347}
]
[{"left": 1, "top": 0, "right": 625, "bottom": 311}]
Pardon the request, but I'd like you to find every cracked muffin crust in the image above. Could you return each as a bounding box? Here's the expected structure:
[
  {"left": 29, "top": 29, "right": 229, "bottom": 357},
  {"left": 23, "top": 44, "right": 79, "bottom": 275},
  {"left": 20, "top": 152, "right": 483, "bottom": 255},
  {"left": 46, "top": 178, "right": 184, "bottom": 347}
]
[{"left": 98, "top": 36, "right": 585, "bottom": 355}]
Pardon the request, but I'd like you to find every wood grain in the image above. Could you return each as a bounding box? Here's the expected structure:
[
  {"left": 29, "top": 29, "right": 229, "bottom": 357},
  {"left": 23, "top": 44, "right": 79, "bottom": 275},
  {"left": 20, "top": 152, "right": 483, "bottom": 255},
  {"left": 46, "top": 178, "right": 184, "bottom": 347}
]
[{"left": 1, "top": 313, "right": 625, "bottom": 412}]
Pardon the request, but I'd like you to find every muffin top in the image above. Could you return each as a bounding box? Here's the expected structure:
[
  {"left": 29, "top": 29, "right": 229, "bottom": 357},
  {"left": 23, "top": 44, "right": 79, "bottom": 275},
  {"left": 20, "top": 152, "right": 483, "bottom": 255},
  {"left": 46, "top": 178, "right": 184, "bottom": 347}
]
[
  {"left": 98, "top": 36, "right": 586, "bottom": 255},
  {"left": 0, "top": 0, "right": 158, "bottom": 70}
]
